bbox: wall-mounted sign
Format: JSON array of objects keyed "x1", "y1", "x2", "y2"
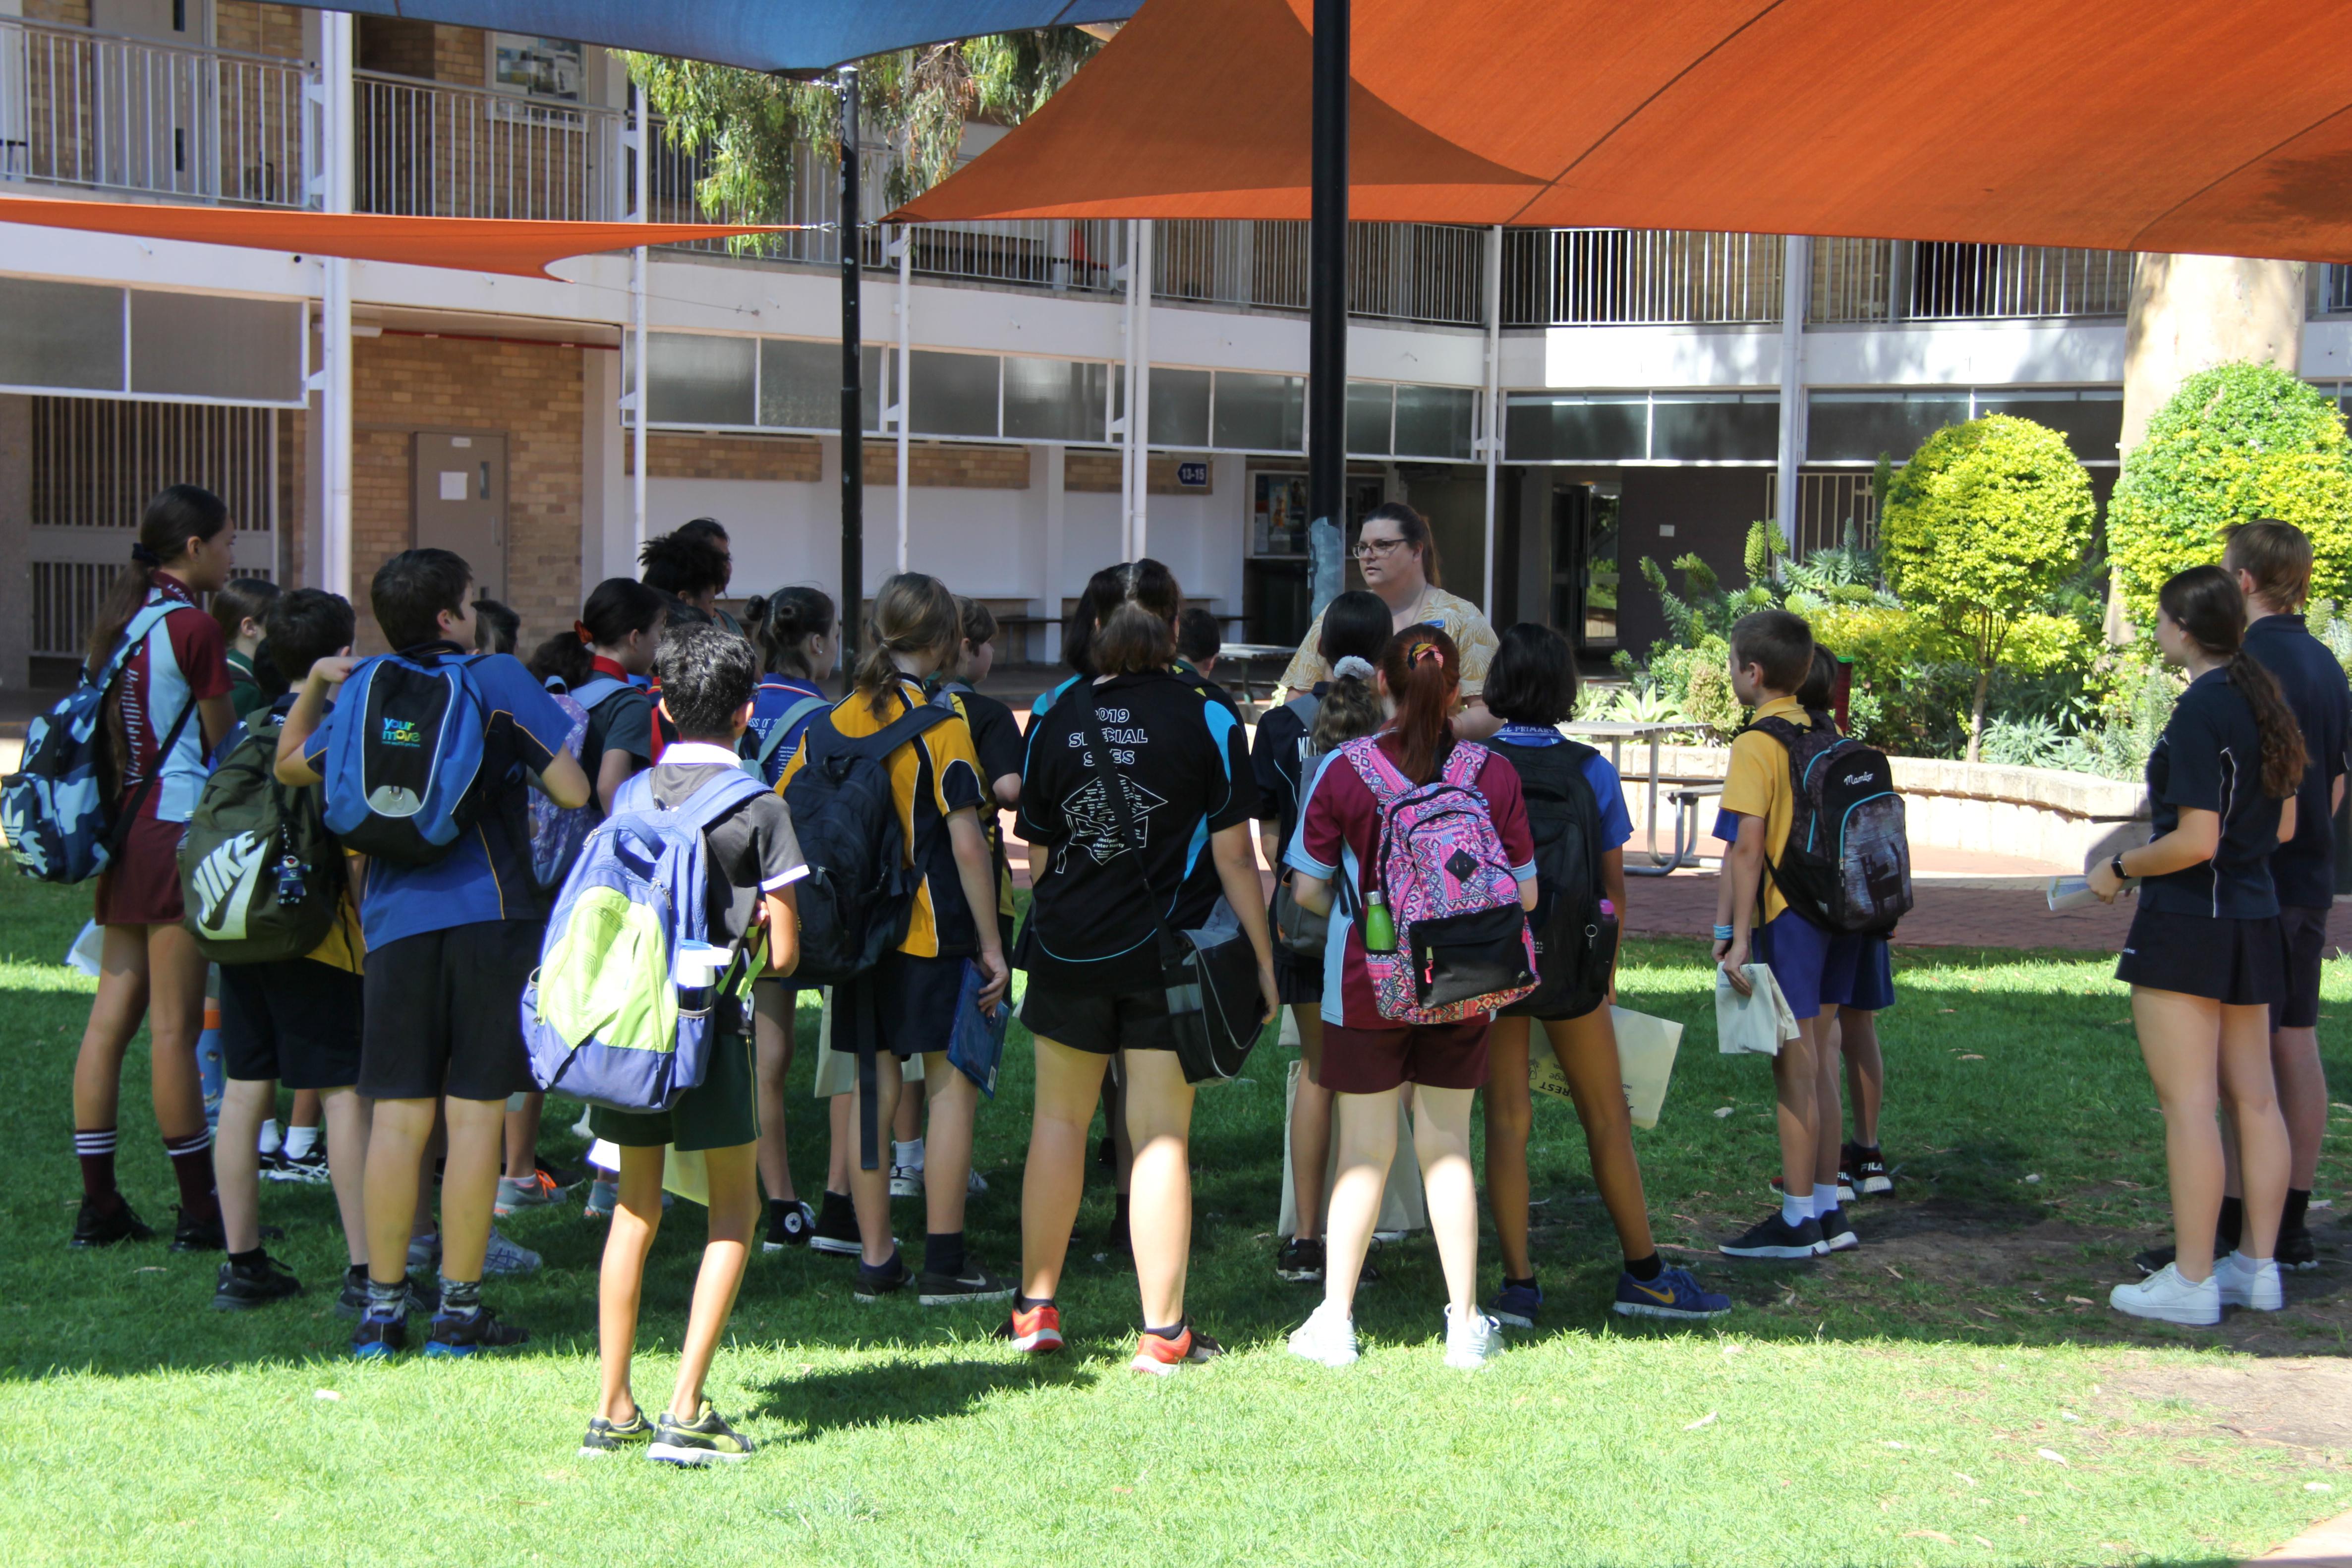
[{"x1": 1176, "y1": 460, "x2": 1209, "y2": 489}]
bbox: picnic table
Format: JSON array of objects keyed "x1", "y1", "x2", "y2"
[
  {"x1": 1216, "y1": 643, "x2": 1300, "y2": 703},
  {"x1": 1559, "y1": 720, "x2": 1715, "y2": 877}
]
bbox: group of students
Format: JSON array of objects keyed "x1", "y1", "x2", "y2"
[{"x1": 47, "y1": 480, "x2": 2336, "y2": 1462}]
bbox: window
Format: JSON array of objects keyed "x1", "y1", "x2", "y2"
[
  {"x1": 1345, "y1": 381, "x2": 1393, "y2": 456},
  {"x1": 1394, "y1": 385, "x2": 1477, "y2": 460},
  {"x1": 1970, "y1": 388, "x2": 2124, "y2": 465},
  {"x1": 755, "y1": 339, "x2": 885, "y2": 433},
  {"x1": 0, "y1": 278, "x2": 122, "y2": 393},
  {"x1": 1214, "y1": 372, "x2": 1306, "y2": 452},
  {"x1": 1505, "y1": 392, "x2": 1647, "y2": 462},
  {"x1": 1147, "y1": 368, "x2": 1211, "y2": 447},
  {"x1": 1004, "y1": 358, "x2": 1108, "y2": 442},
  {"x1": 131, "y1": 293, "x2": 302, "y2": 403},
  {"x1": 1806, "y1": 390, "x2": 1969, "y2": 463},
  {"x1": 647, "y1": 334, "x2": 755, "y2": 427},
  {"x1": 1649, "y1": 391, "x2": 1778, "y2": 462},
  {"x1": 909, "y1": 350, "x2": 1000, "y2": 439}
]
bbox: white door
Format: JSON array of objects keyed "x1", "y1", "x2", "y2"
[{"x1": 88, "y1": 0, "x2": 214, "y2": 197}]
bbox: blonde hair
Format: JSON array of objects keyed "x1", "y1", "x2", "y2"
[{"x1": 854, "y1": 572, "x2": 960, "y2": 716}]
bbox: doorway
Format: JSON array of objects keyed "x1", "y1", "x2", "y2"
[
  {"x1": 412, "y1": 432, "x2": 509, "y2": 603},
  {"x1": 1552, "y1": 480, "x2": 1621, "y2": 652}
]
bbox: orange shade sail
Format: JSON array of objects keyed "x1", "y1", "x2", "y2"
[
  {"x1": 894, "y1": 0, "x2": 2352, "y2": 264},
  {"x1": 0, "y1": 197, "x2": 802, "y2": 279}
]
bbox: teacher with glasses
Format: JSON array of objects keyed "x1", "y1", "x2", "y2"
[{"x1": 1276, "y1": 501, "x2": 1503, "y2": 739}]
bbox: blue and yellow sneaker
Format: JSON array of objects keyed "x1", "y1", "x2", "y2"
[
  {"x1": 580, "y1": 1411, "x2": 655, "y2": 1457},
  {"x1": 1485, "y1": 1279, "x2": 1542, "y2": 1329},
  {"x1": 1612, "y1": 1265, "x2": 1733, "y2": 1321},
  {"x1": 648, "y1": 1403, "x2": 756, "y2": 1465}
]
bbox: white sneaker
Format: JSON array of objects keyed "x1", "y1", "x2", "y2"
[
  {"x1": 967, "y1": 1168, "x2": 988, "y2": 1195},
  {"x1": 2110, "y1": 1263, "x2": 2221, "y2": 1326},
  {"x1": 2217, "y1": 1252, "x2": 2284, "y2": 1311},
  {"x1": 1443, "y1": 1303, "x2": 1503, "y2": 1370},
  {"x1": 1287, "y1": 1300, "x2": 1359, "y2": 1367},
  {"x1": 481, "y1": 1226, "x2": 542, "y2": 1277},
  {"x1": 889, "y1": 1164, "x2": 923, "y2": 1199}
]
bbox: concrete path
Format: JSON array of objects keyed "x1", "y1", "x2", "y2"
[{"x1": 2251, "y1": 1511, "x2": 2352, "y2": 1567}]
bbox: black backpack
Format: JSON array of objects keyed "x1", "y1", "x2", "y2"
[
  {"x1": 1509, "y1": 738, "x2": 1618, "y2": 1018},
  {"x1": 779, "y1": 689, "x2": 956, "y2": 987},
  {"x1": 1747, "y1": 711, "x2": 1912, "y2": 937},
  {"x1": 177, "y1": 706, "x2": 347, "y2": 964}
]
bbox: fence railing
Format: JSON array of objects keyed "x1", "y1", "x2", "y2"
[
  {"x1": 1500, "y1": 229, "x2": 1785, "y2": 326},
  {"x1": 0, "y1": 13, "x2": 308, "y2": 205},
  {"x1": 353, "y1": 69, "x2": 623, "y2": 221},
  {"x1": 1813, "y1": 239, "x2": 2134, "y2": 322}
]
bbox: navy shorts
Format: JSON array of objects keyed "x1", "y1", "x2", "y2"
[
  {"x1": 2116, "y1": 907, "x2": 2285, "y2": 1007},
  {"x1": 1843, "y1": 940, "x2": 1896, "y2": 1013},
  {"x1": 2274, "y1": 905, "x2": 2328, "y2": 1031},
  {"x1": 1751, "y1": 909, "x2": 1871, "y2": 1022},
  {"x1": 219, "y1": 958, "x2": 363, "y2": 1090}
]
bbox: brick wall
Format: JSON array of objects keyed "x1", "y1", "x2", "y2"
[
  {"x1": 861, "y1": 441, "x2": 1031, "y2": 490},
  {"x1": 331, "y1": 336, "x2": 583, "y2": 652},
  {"x1": 435, "y1": 25, "x2": 485, "y2": 87},
  {"x1": 214, "y1": 2, "x2": 306, "y2": 58},
  {"x1": 25, "y1": 1, "x2": 90, "y2": 25},
  {"x1": 625, "y1": 433, "x2": 820, "y2": 483},
  {"x1": 1064, "y1": 449, "x2": 1215, "y2": 496}
]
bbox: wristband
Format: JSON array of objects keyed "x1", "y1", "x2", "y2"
[
  {"x1": 2111, "y1": 853, "x2": 2128, "y2": 883},
  {"x1": 1712, "y1": 924, "x2": 1736, "y2": 941}
]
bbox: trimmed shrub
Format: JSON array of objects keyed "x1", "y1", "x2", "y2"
[{"x1": 2108, "y1": 361, "x2": 2352, "y2": 625}]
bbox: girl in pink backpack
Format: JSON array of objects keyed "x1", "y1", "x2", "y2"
[{"x1": 1283, "y1": 626, "x2": 1538, "y2": 1370}]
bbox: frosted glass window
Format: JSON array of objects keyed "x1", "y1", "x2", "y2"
[
  {"x1": 1971, "y1": 388, "x2": 2124, "y2": 464},
  {"x1": 0, "y1": 278, "x2": 124, "y2": 392},
  {"x1": 760, "y1": 339, "x2": 883, "y2": 433},
  {"x1": 1650, "y1": 391, "x2": 1779, "y2": 461},
  {"x1": 1147, "y1": 367, "x2": 1210, "y2": 447},
  {"x1": 647, "y1": 333, "x2": 755, "y2": 426},
  {"x1": 910, "y1": 350, "x2": 1000, "y2": 438},
  {"x1": 1346, "y1": 382, "x2": 1393, "y2": 456},
  {"x1": 1214, "y1": 372, "x2": 1305, "y2": 452},
  {"x1": 1004, "y1": 358, "x2": 1108, "y2": 442},
  {"x1": 131, "y1": 293, "x2": 302, "y2": 403},
  {"x1": 1807, "y1": 390, "x2": 1968, "y2": 462},
  {"x1": 1506, "y1": 392, "x2": 1646, "y2": 462},
  {"x1": 1394, "y1": 385, "x2": 1476, "y2": 459}
]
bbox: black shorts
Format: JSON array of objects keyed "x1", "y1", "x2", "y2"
[
  {"x1": 1021, "y1": 979, "x2": 1180, "y2": 1056},
  {"x1": 833, "y1": 949, "x2": 966, "y2": 1060},
  {"x1": 2116, "y1": 907, "x2": 2286, "y2": 1007},
  {"x1": 1274, "y1": 945, "x2": 1324, "y2": 1007},
  {"x1": 218, "y1": 958, "x2": 363, "y2": 1090},
  {"x1": 359, "y1": 919, "x2": 542, "y2": 1102},
  {"x1": 590, "y1": 1029, "x2": 757, "y2": 1153},
  {"x1": 2274, "y1": 904, "x2": 2330, "y2": 1031}
]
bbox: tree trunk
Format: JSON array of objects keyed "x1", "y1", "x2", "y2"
[{"x1": 1967, "y1": 659, "x2": 1991, "y2": 764}]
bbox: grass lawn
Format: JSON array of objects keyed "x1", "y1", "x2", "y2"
[{"x1": 0, "y1": 878, "x2": 2346, "y2": 1566}]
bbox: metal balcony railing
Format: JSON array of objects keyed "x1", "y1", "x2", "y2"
[
  {"x1": 1500, "y1": 229, "x2": 1786, "y2": 326},
  {"x1": 0, "y1": 13, "x2": 308, "y2": 205},
  {"x1": 1812, "y1": 239, "x2": 2134, "y2": 322},
  {"x1": 353, "y1": 69, "x2": 623, "y2": 221}
]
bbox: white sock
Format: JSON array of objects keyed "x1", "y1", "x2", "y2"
[
  {"x1": 1781, "y1": 1191, "x2": 1811, "y2": 1228},
  {"x1": 257, "y1": 1119, "x2": 283, "y2": 1156},
  {"x1": 1815, "y1": 1187, "x2": 1841, "y2": 1219},
  {"x1": 2230, "y1": 1249, "x2": 2271, "y2": 1270},
  {"x1": 284, "y1": 1125, "x2": 319, "y2": 1160},
  {"x1": 894, "y1": 1138, "x2": 924, "y2": 1170}
]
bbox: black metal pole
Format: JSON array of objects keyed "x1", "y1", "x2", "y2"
[
  {"x1": 1308, "y1": 0, "x2": 1348, "y2": 550},
  {"x1": 838, "y1": 65, "x2": 863, "y2": 697}
]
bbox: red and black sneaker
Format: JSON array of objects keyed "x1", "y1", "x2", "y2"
[
  {"x1": 1131, "y1": 1322, "x2": 1222, "y2": 1376},
  {"x1": 996, "y1": 1301, "x2": 1064, "y2": 1354}
]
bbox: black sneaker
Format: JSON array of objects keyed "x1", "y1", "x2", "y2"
[
  {"x1": 1847, "y1": 1143, "x2": 1894, "y2": 1197},
  {"x1": 1103, "y1": 1209, "x2": 1133, "y2": 1258},
  {"x1": 211, "y1": 1252, "x2": 304, "y2": 1311},
  {"x1": 580, "y1": 1411, "x2": 654, "y2": 1457},
  {"x1": 918, "y1": 1263, "x2": 1016, "y2": 1307},
  {"x1": 2281, "y1": 1223, "x2": 2319, "y2": 1273},
  {"x1": 1818, "y1": 1206, "x2": 1859, "y2": 1252},
  {"x1": 69, "y1": 1195, "x2": 154, "y2": 1248},
  {"x1": 763, "y1": 1199, "x2": 816, "y2": 1253},
  {"x1": 1276, "y1": 1236, "x2": 1325, "y2": 1283},
  {"x1": 352, "y1": 1303, "x2": 409, "y2": 1360},
  {"x1": 808, "y1": 1192, "x2": 861, "y2": 1257},
  {"x1": 424, "y1": 1305, "x2": 529, "y2": 1357},
  {"x1": 335, "y1": 1266, "x2": 371, "y2": 1319},
  {"x1": 267, "y1": 1147, "x2": 332, "y2": 1185},
  {"x1": 649, "y1": 1402, "x2": 755, "y2": 1465},
  {"x1": 1718, "y1": 1212, "x2": 1825, "y2": 1260},
  {"x1": 853, "y1": 1250, "x2": 911, "y2": 1302},
  {"x1": 170, "y1": 1206, "x2": 228, "y2": 1253}
]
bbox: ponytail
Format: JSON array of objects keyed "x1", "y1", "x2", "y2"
[
  {"x1": 2159, "y1": 564, "x2": 2308, "y2": 799},
  {"x1": 747, "y1": 584, "x2": 837, "y2": 678},
  {"x1": 1378, "y1": 625, "x2": 1462, "y2": 785},
  {"x1": 1310, "y1": 654, "x2": 1384, "y2": 753},
  {"x1": 857, "y1": 572, "x2": 960, "y2": 716},
  {"x1": 1086, "y1": 559, "x2": 1185, "y2": 677}
]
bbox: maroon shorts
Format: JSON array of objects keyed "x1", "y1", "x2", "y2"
[
  {"x1": 94, "y1": 812, "x2": 188, "y2": 927},
  {"x1": 1319, "y1": 1016, "x2": 1492, "y2": 1094}
]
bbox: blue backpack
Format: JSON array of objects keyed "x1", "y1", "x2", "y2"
[
  {"x1": 321, "y1": 649, "x2": 490, "y2": 866},
  {"x1": 2, "y1": 602, "x2": 196, "y2": 884},
  {"x1": 528, "y1": 675, "x2": 629, "y2": 891},
  {"x1": 521, "y1": 767, "x2": 768, "y2": 1113}
]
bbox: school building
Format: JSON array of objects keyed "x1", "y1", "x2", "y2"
[{"x1": 6, "y1": 3, "x2": 2352, "y2": 683}]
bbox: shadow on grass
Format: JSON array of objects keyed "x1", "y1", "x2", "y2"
[{"x1": 745, "y1": 1354, "x2": 1103, "y2": 1442}]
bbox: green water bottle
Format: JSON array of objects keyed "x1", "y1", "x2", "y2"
[{"x1": 1362, "y1": 888, "x2": 1397, "y2": 954}]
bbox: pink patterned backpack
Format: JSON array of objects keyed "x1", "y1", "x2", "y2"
[{"x1": 1341, "y1": 737, "x2": 1540, "y2": 1024}]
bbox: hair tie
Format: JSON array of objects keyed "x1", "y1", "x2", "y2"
[
  {"x1": 1332, "y1": 655, "x2": 1375, "y2": 681},
  {"x1": 129, "y1": 542, "x2": 161, "y2": 568},
  {"x1": 574, "y1": 620, "x2": 592, "y2": 644},
  {"x1": 1412, "y1": 642, "x2": 1445, "y2": 667}
]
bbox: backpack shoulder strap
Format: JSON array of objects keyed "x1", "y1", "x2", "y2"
[
  {"x1": 611, "y1": 769, "x2": 655, "y2": 817},
  {"x1": 844, "y1": 692, "x2": 954, "y2": 761},
  {"x1": 1285, "y1": 691, "x2": 1321, "y2": 728},
  {"x1": 1341, "y1": 736, "x2": 1409, "y2": 806},
  {"x1": 87, "y1": 601, "x2": 177, "y2": 690},
  {"x1": 567, "y1": 676, "x2": 628, "y2": 712},
  {"x1": 751, "y1": 695, "x2": 828, "y2": 769},
  {"x1": 670, "y1": 767, "x2": 769, "y2": 834},
  {"x1": 1441, "y1": 741, "x2": 1489, "y2": 788}
]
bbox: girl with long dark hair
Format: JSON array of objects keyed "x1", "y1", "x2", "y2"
[
  {"x1": 2091, "y1": 565, "x2": 2304, "y2": 1325},
  {"x1": 70, "y1": 484, "x2": 240, "y2": 1249}
]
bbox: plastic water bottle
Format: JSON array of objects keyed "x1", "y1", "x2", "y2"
[
  {"x1": 197, "y1": 991, "x2": 225, "y2": 1134},
  {"x1": 1595, "y1": 898, "x2": 1620, "y2": 972},
  {"x1": 1362, "y1": 888, "x2": 1398, "y2": 954}
]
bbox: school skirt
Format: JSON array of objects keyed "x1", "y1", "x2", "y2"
[{"x1": 2115, "y1": 907, "x2": 2287, "y2": 1007}]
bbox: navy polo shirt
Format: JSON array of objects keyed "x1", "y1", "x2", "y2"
[
  {"x1": 2241, "y1": 613, "x2": 2352, "y2": 910},
  {"x1": 2140, "y1": 667, "x2": 2284, "y2": 920}
]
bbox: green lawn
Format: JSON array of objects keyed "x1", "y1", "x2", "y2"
[{"x1": 0, "y1": 879, "x2": 2344, "y2": 1567}]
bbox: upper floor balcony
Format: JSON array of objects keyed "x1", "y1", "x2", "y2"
[{"x1": 6, "y1": 14, "x2": 2345, "y2": 333}]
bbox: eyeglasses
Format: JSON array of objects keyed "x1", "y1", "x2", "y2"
[{"x1": 1353, "y1": 536, "x2": 1409, "y2": 560}]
